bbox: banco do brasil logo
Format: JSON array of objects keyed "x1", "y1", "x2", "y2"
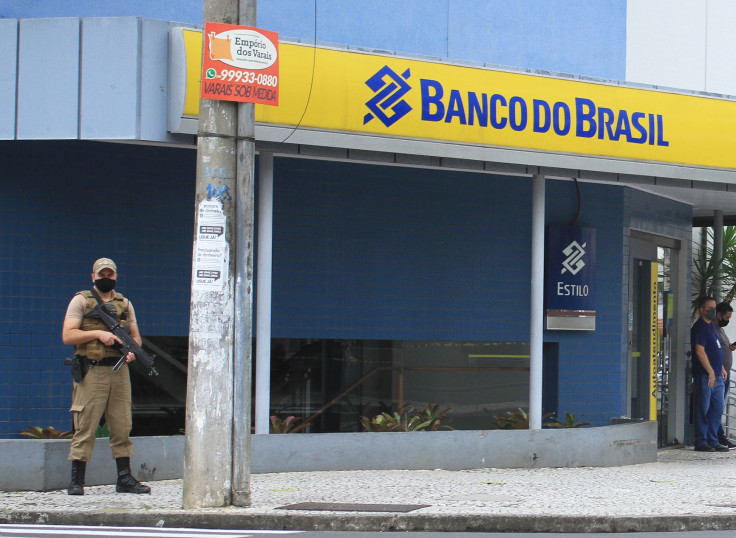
[
  {"x1": 364, "y1": 66, "x2": 412, "y2": 127},
  {"x1": 561, "y1": 240, "x2": 586, "y2": 275}
]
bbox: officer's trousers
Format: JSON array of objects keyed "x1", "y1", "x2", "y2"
[{"x1": 68, "y1": 362, "x2": 133, "y2": 462}]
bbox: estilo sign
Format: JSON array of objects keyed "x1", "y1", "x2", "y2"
[
  {"x1": 201, "y1": 22, "x2": 279, "y2": 105},
  {"x1": 545, "y1": 226, "x2": 596, "y2": 330}
]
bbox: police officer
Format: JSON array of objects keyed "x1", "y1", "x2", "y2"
[{"x1": 62, "y1": 258, "x2": 151, "y2": 495}]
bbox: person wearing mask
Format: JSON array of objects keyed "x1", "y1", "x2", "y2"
[
  {"x1": 715, "y1": 302, "x2": 736, "y2": 449},
  {"x1": 691, "y1": 296, "x2": 728, "y2": 452},
  {"x1": 62, "y1": 258, "x2": 151, "y2": 495}
]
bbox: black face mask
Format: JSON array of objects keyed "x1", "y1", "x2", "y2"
[
  {"x1": 720, "y1": 319, "x2": 730, "y2": 328},
  {"x1": 94, "y1": 277, "x2": 116, "y2": 293}
]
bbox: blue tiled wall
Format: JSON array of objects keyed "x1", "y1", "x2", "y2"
[
  {"x1": 0, "y1": 140, "x2": 194, "y2": 438},
  {"x1": 270, "y1": 159, "x2": 640, "y2": 426},
  {"x1": 271, "y1": 159, "x2": 535, "y2": 341},
  {"x1": 0, "y1": 144, "x2": 692, "y2": 437},
  {"x1": 628, "y1": 188, "x2": 692, "y2": 241},
  {"x1": 545, "y1": 180, "x2": 628, "y2": 426}
]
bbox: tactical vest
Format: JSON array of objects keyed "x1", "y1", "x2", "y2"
[{"x1": 74, "y1": 290, "x2": 130, "y2": 360}]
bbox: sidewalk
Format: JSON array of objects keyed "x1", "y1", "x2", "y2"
[{"x1": 2, "y1": 446, "x2": 736, "y2": 533}]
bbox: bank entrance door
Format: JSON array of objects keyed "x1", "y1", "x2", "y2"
[{"x1": 630, "y1": 233, "x2": 681, "y2": 446}]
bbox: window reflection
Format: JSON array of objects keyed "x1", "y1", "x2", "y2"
[{"x1": 269, "y1": 339, "x2": 538, "y2": 432}]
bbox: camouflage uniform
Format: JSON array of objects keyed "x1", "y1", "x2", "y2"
[{"x1": 68, "y1": 291, "x2": 133, "y2": 462}]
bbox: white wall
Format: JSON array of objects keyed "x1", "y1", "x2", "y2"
[
  {"x1": 627, "y1": 0, "x2": 736, "y2": 96},
  {"x1": 704, "y1": 1, "x2": 736, "y2": 95}
]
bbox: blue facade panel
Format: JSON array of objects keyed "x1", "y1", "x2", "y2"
[
  {"x1": 0, "y1": 19, "x2": 18, "y2": 140},
  {"x1": 314, "y1": 0, "x2": 450, "y2": 59},
  {"x1": 448, "y1": 0, "x2": 627, "y2": 80},
  {"x1": 0, "y1": 1, "x2": 202, "y2": 23},
  {"x1": 260, "y1": 0, "x2": 628, "y2": 80},
  {"x1": 3, "y1": 1, "x2": 627, "y2": 80},
  {"x1": 16, "y1": 18, "x2": 80, "y2": 139},
  {"x1": 80, "y1": 17, "x2": 140, "y2": 139}
]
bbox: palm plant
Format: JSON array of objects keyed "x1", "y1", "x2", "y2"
[
  {"x1": 692, "y1": 227, "x2": 729, "y2": 319},
  {"x1": 718, "y1": 226, "x2": 736, "y2": 304}
]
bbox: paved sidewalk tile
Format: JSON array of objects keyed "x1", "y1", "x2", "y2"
[{"x1": 2, "y1": 447, "x2": 736, "y2": 533}]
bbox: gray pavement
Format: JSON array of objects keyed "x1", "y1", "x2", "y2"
[{"x1": 3, "y1": 446, "x2": 736, "y2": 533}]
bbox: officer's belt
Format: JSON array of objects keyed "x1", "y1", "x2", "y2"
[{"x1": 79, "y1": 356, "x2": 121, "y2": 367}]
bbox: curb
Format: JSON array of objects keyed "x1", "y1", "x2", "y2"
[{"x1": 3, "y1": 510, "x2": 736, "y2": 533}]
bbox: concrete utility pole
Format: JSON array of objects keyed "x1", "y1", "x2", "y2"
[
  {"x1": 232, "y1": 0, "x2": 257, "y2": 507},
  {"x1": 183, "y1": 0, "x2": 255, "y2": 509}
]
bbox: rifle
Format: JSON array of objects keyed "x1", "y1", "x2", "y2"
[{"x1": 84, "y1": 290, "x2": 159, "y2": 377}]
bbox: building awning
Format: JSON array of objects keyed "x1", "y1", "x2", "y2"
[{"x1": 170, "y1": 27, "x2": 736, "y2": 187}]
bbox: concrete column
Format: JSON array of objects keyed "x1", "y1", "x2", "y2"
[
  {"x1": 671, "y1": 247, "x2": 687, "y2": 444},
  {"x1": 184, "y1": 65, "x2": 238, "y2": 508},
  {"x1": 529, "y1": 173, "x2": 545, "y2": 430},
  {"x1": 231, "y1": 20, "x2": 257, "y2": 505},
  {"x1": 255, "y1": 152, "x2": 274, "y2": 435},
  {"x1": 183, "y1": 0, "x2": 255, "y2": 509}
]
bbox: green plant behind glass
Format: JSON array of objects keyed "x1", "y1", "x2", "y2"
[{"x1": 361, "y1": 403, "x2": 453, "y2": 432}]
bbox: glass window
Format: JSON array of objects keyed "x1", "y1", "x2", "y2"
[{"x1": 269, "y1": 339, "x2": 535, "y2": 432}]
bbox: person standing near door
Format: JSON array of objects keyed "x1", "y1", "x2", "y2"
[
  {"x1": 691, "y1": 296, "x2": 728, "y2": 452},
  {"x1": 716, "y1": 301, "x2": 736, "y2": 449}
]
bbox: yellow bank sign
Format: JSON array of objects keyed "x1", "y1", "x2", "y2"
[{"x1": 171, "y1": 28, "x2": 736, "y2": 171}]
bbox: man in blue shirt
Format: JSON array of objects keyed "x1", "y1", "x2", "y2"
[{"x1": 691, "y1": 296, "x2": 728, "y2": 452}]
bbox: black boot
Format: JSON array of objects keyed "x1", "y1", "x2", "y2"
[
  {"x1": 115, "y1": 457, "x2": 151, "y2": 494},
  {"x1": 67, "y1": 460, "x2": 86, "y2": 496}
]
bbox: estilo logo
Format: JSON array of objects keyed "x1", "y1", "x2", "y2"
[
  {"x1": 561, "y1": 240, "x2": 586, "y2": 275},
  {"x1": 363, "y1": 66, "x2": 412, "y2": 127}
]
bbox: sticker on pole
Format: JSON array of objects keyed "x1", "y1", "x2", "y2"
[
  {"x1": 192, "y1": 199, "x2": 229, "y2": 292},
  {"x1": 201, "y1": 22, "x2": 279, "y2": 106}
]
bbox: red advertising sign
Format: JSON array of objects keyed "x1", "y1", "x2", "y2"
[{"x1": 201, "y1": 22, "x2": 279, "y2": 106}]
